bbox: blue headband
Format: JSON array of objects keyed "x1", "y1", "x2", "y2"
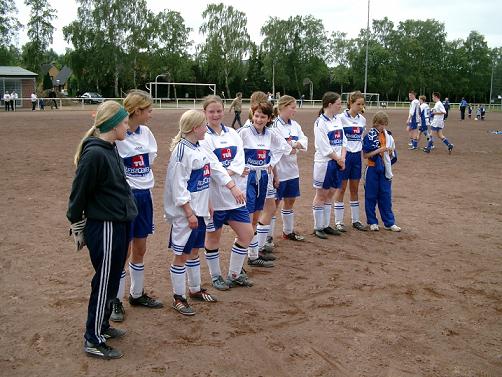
[{"x1": 98, "y1": 107, "x2": 128, "y2": 133}]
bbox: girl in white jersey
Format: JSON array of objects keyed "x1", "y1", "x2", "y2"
[
  {"x1": 164, "y1": 110, "x2": 227, "y2": 315},
  {"x1": 112, "y1": 90, "x2": 162, "y2": 323},
  {"x1": 418, "y1": 95, "x2": 434, "y2": 152},
  {"x1": 199, "y1": 95, "x2": 254, "y2": 290},
  {"x1": 334, "y1": 91, "x2": 367, "y2": 232},
  {"x1": 270, "y1": 95, "x2": 308, "y2": 241},
  {"x1": 312, "y1": 92, "x2": 347, "y2": 239},
  {"x1": 429, "y1": 92, "x2": 454, "y2": 154},
  {"x1": 240, "y1": 101, "x2": 292, "y2": 266}
]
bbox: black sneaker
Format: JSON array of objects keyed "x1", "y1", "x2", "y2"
[
  {"x1": 102, "y1": 327, "x2": 126, "y2": 340},
  {"x1": 352, "y1": 221, "x2": 367, "y2": 231},
  {"x1": 84, "y1": 340, "x2": 123, "y2": 359},
  {"x1": 248, "y1": 256, "x2": 274, "y2": 268},
  {"x1": 226, "y1": 272, "x2": 254, "y2": 287},
  {"x1": 110, "y1": 298, "x2": 125, "y2": 322},
  {"x1": 258, "y1": 250, "x2": 276, "y2": 261},
  {"x1": 313, "y1": 229, "x2": 328, "y2": 239},
  {"x1": 323, "y1": 226, "x2": 341, "y2": 236},
  {"x1": 422, "y1": 147, "x2": 431, "y2": 153},
  {"x1": 282, "y1": 232, "x2": 305, "y2": 241},
  {"x1": 172, "y1": 295, "x2": 195, "y2": 316},
  {"x1": 129, "y1": 292, "x2": 164, "y2": 308},
  {"x1": 448, "y1": 144, "x2": 454, "y2": 154}
]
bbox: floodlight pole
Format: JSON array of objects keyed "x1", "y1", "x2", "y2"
[
  {"x1": 364, "y1": 0, "x2": 370, "y2": 94},
  {"x1": 155, "y1": 73, "x2": 167, "y2": 104},
  {"x1": 489, "y1": 62, "x2": 494, "y2": 110}
]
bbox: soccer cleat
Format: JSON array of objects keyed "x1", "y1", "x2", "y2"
[
  {"x1": 110, "y1": 298, "x2": 125, "y2": 322},
  {"x1": 369, "y1": 224, "x2": 380, "y2": 231},
  {"x1": 189, "y1": 288, "x2": 217, "y2": 302},
  {"x1": 265, "y1": 236, "x2": 275, "y2": 248},
  {"x1": 84, "y1": 340, "x2": 123, "y2": 359},
  {"x1": 226, "y1": 272, "x2": 254, "y2": 287},
  {"x1": 248, "y1": 256, "x2": 274, "y2": 268},
  {"x1": 259, "y1": 250, "x2": 276, "y2": 261},
  {"x1": 282, "y1": 232, "x2": 305, "y2": 241},
  {"x1": 260, "y1": 243, "x2": 274, "y2": 253},
  {"x1": 422, "y1": 147, "x2": 431, "y2": 154},
  {"x1": 129, "y1": 292, "x2": 164, "y2": 308},
  {"x1": 335, "y1": 223, "x2": 347, "y2": 232},
  {"x1": 102, "y1": 327, "x2": 126, "y2": 340},
  {"x1": 313, "y1": 229, "x2": 328, "y2": 239},
  {"x1": 172, "y1": 295, "x2": 195, "y2": 316},
  {"x1": 212, "y1": 275, "x2": 230, "y2": 291},
  {"x1": 448, "y1": 144, "x2": 454, "y2": 154},
  {"x1": 384, "y1": 224, "x2": 402, "y2": 232},
  {"x1": 352, "y1": 221, "x2": 367, "y2": 231},
  {"x1": 408, "y1": 146, "x2": 418, "y2": 150},
  {"x1": 323, "y1": 226, "x2": 341, "y2": 236}
]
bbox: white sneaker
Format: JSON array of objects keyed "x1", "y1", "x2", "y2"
[
  {"x1": 384, "y1": 224, "x2": 401, "y2": 232},
  {"x1": 369, "y1": 224, "x2": 379, "y2": 231}
]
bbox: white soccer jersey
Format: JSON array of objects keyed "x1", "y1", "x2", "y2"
[
  {"x1": 164, "y1": 139, "x2": 211, "y2": 222},
  {"x1": 409, "y1": 99, "x2": 421, "y2": 123},
  {"x1": 239, "y1": 124, "x2": 292, "y2": 172},
  {"x1": 199, "y1": 124, "x2": 245, "y2": 211},
  {"x1": 431, "y1": 101, "x2": 446, "y2": 128},
  {"x1": 339, "y1": 109, "x2": 365, "y2": 153},
  {"x1": 420, "y1": 103, "x2": 431, "y2": 127},
  {"x1": 116, "y1": 125, "x2": 157, "y2": 190},
  {"x1": 314, "y1": 113, "x2": 347, "y2": 163},
  {"x1": 271, "y1": 116, "x2": 308, "y2": 182}
]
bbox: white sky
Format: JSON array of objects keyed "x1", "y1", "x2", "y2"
[{"x1": 13, "y1": 0, "x2": 502, "y2": 53}]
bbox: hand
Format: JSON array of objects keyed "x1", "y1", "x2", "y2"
[
  {"x1": 241, "y1": 167, "x2": 250, "y2": 177},
  {"x1": 187, "y1": 214, "x2": 198, "y2": 229},
  {"x1": 230, "y1": 186, "x2": 246, "y2": 205},
  {"x1": 290, "y1": 148, "x2": 298, "y2": 155},
  {"x1": 69, "y1": 218, "x2": 87, "y2": 251},
  {"x1": 273, "y1": 175, "x2": 280, "y2": 189},
  {"x1": 337, "y1": 159, "x2": 345, "y2": 170}
]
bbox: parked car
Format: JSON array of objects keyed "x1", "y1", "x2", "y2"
[{"x1": 80, "y1": 92, "x2": 104, "y2": 104}]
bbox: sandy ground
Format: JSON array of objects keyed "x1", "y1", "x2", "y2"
[{"x1": 0, "y1": 107, "x2": 501, "y2": 377}]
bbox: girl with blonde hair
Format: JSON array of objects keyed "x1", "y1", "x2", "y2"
[
  {"x1": 111, "y1": 90, "x2": 162, "y2": 322},
  {"x1": 67, "y1": 101, "x2": 137, "y2": 359}
]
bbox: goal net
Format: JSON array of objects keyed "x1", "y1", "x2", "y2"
[{"x1": 341, "y1": 92, "x2": 380, "y2": 109}]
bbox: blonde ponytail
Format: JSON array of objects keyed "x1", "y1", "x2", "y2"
[{"x1": 170, "y1": 110, "x2": 206, "y2": 151}]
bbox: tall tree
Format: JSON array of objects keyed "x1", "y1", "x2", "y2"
[
  {"x1": 199, "y1": 3, "x2": 250, "y2": 98},
  {"x1": 0, "y1": 0, "x2": 21, "y2": 47},
  {"x1": 22, "y1": 0, "x2": 56, "y2": 73}
]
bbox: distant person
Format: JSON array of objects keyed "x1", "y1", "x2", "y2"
[
  {"x1": 459, "y1": 97, "x2": 467, "y2": 120},
  {"x1": 49, "y1": 90, "x2": 58, "y2": 109},
  {"x1": 406, "y1": 90, "x2": 420, "y2": 150},
  {"x1": 39, "y1": 97, "x2": 45, "y2": 111},
  {"x1": 475, "y1": 105, "x2": 486, "y2": 121},
  {"x1": 299, "y1": 94, "x2": 305, "y2": 108},
  {"x1": 418, "y1": 95, "x2": 434, "y2": 152},
  {"x1": 10, "y1": 91, "x2": 17, "y2": 111},
  {"x1": 480, "y1": 105, "x2": 486, "y2": 120},
  {"x1": 31, "y1": 92, "x2": 37, "y2": 111},
  {"x1": 468, "y1": 104, "x2": 473, "y2": 118},
  {"x1": 3, "y1": 92, "x2": 10, "y2": 111},
  {"x1": 428, "y1": 92, "x2": 454, "y2": 154},
  {"x1": 229, "y1": 92, "x2": 243, "y2": 129},
  {"x1": 267, "y1": 92, "x2": 274, "y2": 105},
  {"x1": 443, "y1": 97, "x2": 450, "y2": 120}
]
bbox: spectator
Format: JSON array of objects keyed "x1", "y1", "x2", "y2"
[
  {"x1": 228, "y1": 92, "x2": 243, "y2": 129},
  {"x1": 31, "y1": 92, "x2": 37, "y2": 111},
  {"x1": 443, "y1": 97, "x2": 450, "y2": 120},
  {"x1": 459, "y1": 97, "x2": 467, "y2": 120},
  {"x1": 468, "y1": 104, "x2": 473, "y2": 118},
  {"x1": 3, "y1": 92, "x2": 10, "y2": 111},
  {"x1": 49, "y1": 89, "x2": 58, "y2": 109},
  {"x1": 10, "y1": 91, "x2": 17, "y2": 111}
]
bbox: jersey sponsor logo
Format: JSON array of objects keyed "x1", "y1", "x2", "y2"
[
  {"x1": 214, "y1": 146, "x2": 237, "y2": 167},
  {"x1": 328, "y1": 130, "x2": 343, "y2": 146},
  {"x1": 123, "y1": 153, "x2": 150, "y2": 177},
  {"x1": 245, "y1": 149, "x2": 271, "y2": 166},
  {"x1": 187, "y1": 163, "x2": 211, "y2": 192}
]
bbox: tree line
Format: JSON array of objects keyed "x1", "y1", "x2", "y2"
[{"x1": 1, "y1": 1, "x2": 501, "y2": 103}]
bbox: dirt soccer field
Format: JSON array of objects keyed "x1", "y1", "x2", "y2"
[{"x1": 0, "y1": 106, "x2": 501, "y2": 377}]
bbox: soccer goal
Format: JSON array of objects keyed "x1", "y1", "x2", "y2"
[
  {"x1": 145, "y1": 82, "x2": 216, "y2": 101},
  {"x1": 341, "y1": 92, "x2": 380, "y2": 109}
]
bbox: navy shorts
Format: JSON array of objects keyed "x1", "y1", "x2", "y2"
[
  {"x1": 408, "y1": 119, "x2": 418, "y2": 130},
  {"x1": 169, "y1": 216, "x2": 206, "y2": 255},
  {"x1": 246, "y1": 170, "x2": 268, "y2": 214},
  {"x1": 339, "y1": 152, "x2": 362, "y2": 181},
  {"x1": 130, "y1": 189, "x2": 154, "y2": 238},
  {"x1": 276, "y1": 177, "x2": 300, "y2": 200},
  {"x1": 313, "y1": 160, "x2": 341, "y2": 189},
  {"x1": 209, "y1": 206, "x2": 250, "y2": 231}
]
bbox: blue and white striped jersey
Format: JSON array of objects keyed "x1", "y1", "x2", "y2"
[
  {"x1": 314, "y1": 113, "x2": 347, "y2": 162},
  {"x1": 339, "y1": 110, "x2": 365, "y2": 153}
]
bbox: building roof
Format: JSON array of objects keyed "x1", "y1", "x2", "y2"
[
  {"x1": 54, "y1": 66, "x2": 72, "y2": 85},
  {"x1": 0, "y1": 66, "x2": 38, "y2": 77},
  {"x1": 41, "y1": 63, "x2": 56, "y2": 76}
]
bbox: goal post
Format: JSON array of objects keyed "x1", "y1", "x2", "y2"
[
  {"x1": 341, "y1": 92, "x2": 380, "y2": 109},
  {"x1": 145, "y1": 82, "x2": 216, "y2": 101}
]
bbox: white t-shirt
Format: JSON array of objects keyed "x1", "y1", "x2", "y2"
[
  {"x1": 339, "y1": 109, "x2": 365, "y2": 153},
  {"x1": 271, "y1": 116, "x2": 308, "y2": 182},
  {"x1": 431, "y1": 101, "x2": 446, "y2": 128},
  {"x1": 116, "y1": 125, "x2": 157, "y2": 190},
  {"x1": 314, "y1": 113, "x2": 347, "y2": 163}
]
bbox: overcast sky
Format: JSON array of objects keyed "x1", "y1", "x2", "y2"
[{"x1": 13, "y1": 0, "x2": 502, "y2": 53}]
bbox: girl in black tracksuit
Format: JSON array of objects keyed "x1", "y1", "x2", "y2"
[{"x1": 67, "y1": 101, "x2": 137, "y2": 359}]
